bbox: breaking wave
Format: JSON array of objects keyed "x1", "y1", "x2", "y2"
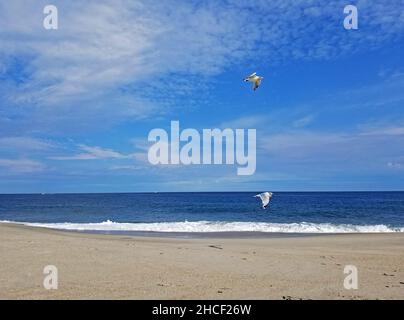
[{"x1": 2, "y1": 220, "x2": 404, "y2": 233}]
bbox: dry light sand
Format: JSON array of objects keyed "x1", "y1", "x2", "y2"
[{"x1": 0, "y1": 223, "x2": 403, "y2": 300}]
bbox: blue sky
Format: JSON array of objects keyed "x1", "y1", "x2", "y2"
[{"x1": 0, "y1": 0, "x2": 404, "y2": 193}]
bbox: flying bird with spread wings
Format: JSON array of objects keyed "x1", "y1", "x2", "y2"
[
  {"x1": 244, "y1": 72, "x2": 264, "y2": 91},
  {"x1": 254, "y1": 192, "x2": 273, "y2": 209}
]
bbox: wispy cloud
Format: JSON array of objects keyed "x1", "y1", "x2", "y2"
[
  {"x1": 0, "y1": 136, "x2": 54, "y2": 151},
  {"x1": 292, "y1": 115, "x2": 315, "y2": 128},
  {"x1": 50, "y1": 144, "x2": 133, "y2": 160},
  {"x1": 259, "y1": 123, "x2": 404, "y2": 172},
  {"x1": 360, "y1": 126, "x2": 404, "y2": 136},
  {"x1": 0, "y1": 158, "x2": 45, "y2": 173},
  {"x1": 109, "y1": 165, "x2": 143, "y2": 171},
  {"x1": 387, "y1": 161, "x2": 404, "y2": 169},
  {"x1": 1, "y1": 1, "x2": 403, "y2": 191},
  {"x1": 1, "y1": 0, "x2": 403, "y2": 133},
  {"x1": 219, "y1": 115, "x2": 269, "y2": 129}
]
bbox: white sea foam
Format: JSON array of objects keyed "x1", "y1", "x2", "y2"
[{"x1": 1, "y1": 220, "x2": 403, "y2": 233}]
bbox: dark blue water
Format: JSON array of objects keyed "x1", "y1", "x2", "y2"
[{"x1": 1, "y1": 192, "x2": 404, "y2": 232}]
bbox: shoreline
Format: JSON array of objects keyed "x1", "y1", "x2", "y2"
[
  {"x1": 0, "y1": 222, "x2": 341, "y2": 238},
  {"x1": 1, "y1": 222, "x2": 403, "y2": 299},
  {"x1": 2, "y1": 220, "x2": 403, "y2": 238}
]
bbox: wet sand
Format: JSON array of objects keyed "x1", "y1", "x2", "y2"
[{"x1": 0, "y1": 222, "x2": 403, "y2": 299}]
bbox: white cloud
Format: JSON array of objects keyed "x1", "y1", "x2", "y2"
[
  {"x1": 50, "y1": 144, "x2": 132, "y2": 160},
  {"x1": 0, "y1": 158, "x2": 45, "y2": 173},
  {"x1": 1, "y1": 0, "x2": 403, "y2": 131},
  {"x1": 292, "y1": 115, "x2": 315, "y2": 128},
  {"x1": 258, "y1": 123, "x2": 404, "y2": 171},
  {"x1": 1, "y1": 1, "x2": 259, "y2": 107},
  {"x1": 360, "y1": 126, "x2": 404, "y2": 136},
  {"x1": 387, "y1": 161, "x2": 404, "y2": 169},
  {"x1": 219, "y1": 115, "x2": 269, "y2": 129},
  {"x1": 109, "y1": 165, "x2": 143, "y2": 171},
  {"x1": 0, "y1": 136, "x2": 54, "y2": 151}
]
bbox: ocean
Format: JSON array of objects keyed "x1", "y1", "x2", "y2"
[{"x1": 1, "y1": 192, "x2": 404, "y2": 235}]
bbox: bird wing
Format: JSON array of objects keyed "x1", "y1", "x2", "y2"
[
  {"x1": 255, "y1": 192, "x2": 272, "y2": 207},
  {"x1": 261, "y1": 192, "x2": 270, "y2": 207},
  {"x1": 246, "y1": 72, "x2": 256, "y2": 79}
]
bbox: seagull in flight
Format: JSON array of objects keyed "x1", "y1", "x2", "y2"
[
  {"x1": 254, "y1": 192, "x2": 273, "y2": 209},
  {"x1": 244, "y1": 72, "x2": 264, "y2": 91}
]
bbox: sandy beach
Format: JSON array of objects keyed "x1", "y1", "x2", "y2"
[{"x1": 0, "y1": 222, "x2": 403, "y2": 300}]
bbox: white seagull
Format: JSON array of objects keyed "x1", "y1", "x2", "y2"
[
  {"x1": 244, "y1": 72, "x2": 264, "y2": 91},
  {"x1": 254, "y1": 192, "x2": 273, "y2": 209}
]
